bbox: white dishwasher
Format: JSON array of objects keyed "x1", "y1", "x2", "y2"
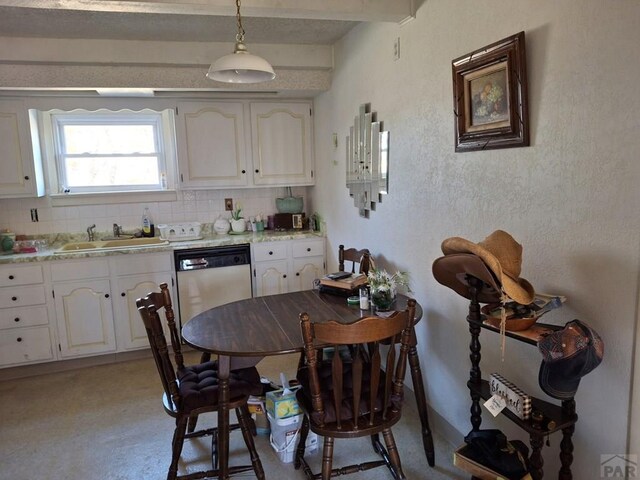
[{"x1": 174, "y1": 244, "x2": 252, "y2": 328}]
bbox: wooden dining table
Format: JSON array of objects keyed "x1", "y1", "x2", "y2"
[{"x1": 181, "y1": 289, "x2": 435, "y2": 478}]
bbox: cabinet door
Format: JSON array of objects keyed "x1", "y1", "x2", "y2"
[
  {"x1": 176, "y1": 101, "x2": 249, "y2": 188},
  {"x1": 250, "y1": 102, "x2": 314, "y2": 186},
  {"x1": 0, "y1": 100, "x2": 43, "y2": 198},
  {"x1": 290, "y1": 257, "x2": 324, "y2": 293},
  {"x1": 254, "y1": 261, "x2": 289, "y2": 297},
  {"x1": 114, "y1": 272, "x2": 174, "y2": 351},
  {"x1": 54, "y1": 279, "x2": 116, "y2": 358}
]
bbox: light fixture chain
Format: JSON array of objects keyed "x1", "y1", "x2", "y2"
[{"x1": 235, "y1": 0, "x2": 245, "y2": 43}]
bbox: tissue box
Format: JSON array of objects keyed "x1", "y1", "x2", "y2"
[{"x1": 266, "y1": 386, "x2": 302, "y2": 420}]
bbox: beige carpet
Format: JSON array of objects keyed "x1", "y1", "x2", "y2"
[{"x1": 0, "y1": 351, "x2": 465, "y2": 479}]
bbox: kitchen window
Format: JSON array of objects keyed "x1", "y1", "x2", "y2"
[{"x1": 39, "y1": 108, "x2": 177, "y2": 203}]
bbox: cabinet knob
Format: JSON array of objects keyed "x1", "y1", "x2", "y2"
[
  {"x1": 11, "y1": 296, "x2": 17, "y2": 301},
  {"x1": 268, "y1": 251, "x2": 273, "y2": 255},
  {"x1": 255, "y1": 169, "x2": 259, "y2": 173},
  {"x1": 14, "y1": 317, "x2": 20, "y2": 322},
  {"x1": 296, "y1": 272, "x2": 300, "y2": 276},
  {"x1": 105, "y1": 294, "x2": 110, "y2": 298},
  {"x1": 24, "y1": 176, "x2": 29, "y2": 180},
  {"x1": 16, "y1": 337, "x2": 22, "y2": 342},
  {"x1": 121, "y1": 292, "x2": 126, "y2": 297},
  {"x1": 307, "y1": 247, "x2": 311, "y2": 252},
  {"x1": 8, "y1": 275, "x2": 14, "y2": 280},
  {"x1": 241, "y1": 169, "x2": 246, "y2": 174},
  {"x1": 283, "y1": 274, "x2": 287, "y2": 278}
]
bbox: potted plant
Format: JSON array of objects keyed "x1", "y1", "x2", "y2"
[
  {"x1": 230, "y1": 205, "x2": 245, "y2": 233},
  {"x1": 367, "y1": 268, "x2": 410, "y2": 311}
]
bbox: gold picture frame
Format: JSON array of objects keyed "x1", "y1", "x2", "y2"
[{"x1": 452, "y1": 31, "x2": 529, "y2": 152}]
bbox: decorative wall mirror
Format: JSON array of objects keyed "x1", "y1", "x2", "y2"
[{"x1": 346, "y1": 103, "x2": 389, "y2": 217}]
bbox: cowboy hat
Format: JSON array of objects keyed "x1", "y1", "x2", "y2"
[
  {"x1": 432, "y1": 253, "x2": 503, "y2": 304},
  {"x1": 440, "y1": 230, "x2": 535, "y2": 305}
]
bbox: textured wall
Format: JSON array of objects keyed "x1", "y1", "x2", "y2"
[{"x1": 311, "y1": 0, "x2": 640, "y2": 476}]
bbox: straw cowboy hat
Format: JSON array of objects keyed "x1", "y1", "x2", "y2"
[{"x1": 439, "y1": 230, "x2": 535, "y2": 305}]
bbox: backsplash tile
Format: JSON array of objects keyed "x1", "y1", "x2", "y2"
[{"x1": 0, "y1": 186, "x2": 308, "y2": 237}]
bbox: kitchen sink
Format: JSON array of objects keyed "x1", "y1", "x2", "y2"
[{"x1": 55, "y1": 237, "x2": 168, "y2": 253}]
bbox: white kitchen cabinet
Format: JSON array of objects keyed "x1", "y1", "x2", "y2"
[
  {"x1": 53, "y1": 279, "x2": 115, "y2": 358},
  {"x1": 252, "y1": 238, "x2": 325, "y2": 297},
  {"x1": 250, "y1": 102, "x2": 314, "y2": 186},
  {"x1": 51, "y1": 259, "x2": 116, "y2": 358},
  {"x1": 175, "y1": 101, "x2": 250, "y2": 188},
  {"x1": 0, "y1": 99, "x2": 45, "y2": 198},
  {"x1": 0, "y1": 326, "x2": 53, "y2": 366},
  {"x1": 111, "y1": 252, "x2": 174, "y2": 351},
  {"x1": 254, "y1": 260, "x2": 290, "y2": 297},
  {"x1": 0, "y1": 263, "x2": 54, "y2": 367}
]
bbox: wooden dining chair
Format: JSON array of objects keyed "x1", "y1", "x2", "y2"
[
  {"x1": 295, "y1": 299, "x2": 417, "y2": 480},
  {"x1": 136, "y1": 283, "x2": 265, "y2": 480},
  {"x1": 338, "y1": 244, "x2": 372, "y2": 275}
]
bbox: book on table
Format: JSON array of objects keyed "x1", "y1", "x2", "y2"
[{"x1": 319, "y1": 273, "x2": 368, "y2": 290}]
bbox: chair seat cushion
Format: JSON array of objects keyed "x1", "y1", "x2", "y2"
[
  {"x1": 297, "y1": 361, "x2": 392, "y2": 425},
  {"x1": 177, "y1": 361, "x2": 262, "y2": 413}
]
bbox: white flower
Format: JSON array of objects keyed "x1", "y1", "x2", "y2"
[{"x1": 367, "y1": 268, "x2": 410, "y2": 292}]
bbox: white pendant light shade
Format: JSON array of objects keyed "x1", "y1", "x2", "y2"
[
  {"x1": 206, "y1": 42, "x2": 276, "y2": 84},
  {"x1": 206, "y1": 0, "x2": 276, "y2": 84}
]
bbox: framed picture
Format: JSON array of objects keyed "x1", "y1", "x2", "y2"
[{"x1": 452, "y1": 31, "x2": 529, "y2": 152}]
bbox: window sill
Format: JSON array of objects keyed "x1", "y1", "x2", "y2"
[{"x1": 50, "y1": 190, "x2": 178, "y2": 207}]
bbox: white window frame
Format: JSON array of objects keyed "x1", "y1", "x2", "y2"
[{"x1": 39, "y1": 108, "x2": 178, "y2": 204}]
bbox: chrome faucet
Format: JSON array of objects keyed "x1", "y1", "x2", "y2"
[
  {"x1": 113, "y1": 223, "x2": 123, "y2": 237},
  {"x1": 87, "y1": 224, "x2": 96, "y2": 242}
]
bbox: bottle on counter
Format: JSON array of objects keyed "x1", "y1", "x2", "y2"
[{"x1": 141, "y1": 207, "x2": 155, "y2": 237}]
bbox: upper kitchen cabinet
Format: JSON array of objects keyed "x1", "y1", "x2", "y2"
[
  {"x1": 175, "y1": 101, "x2": 250, "y2": 188},
  {"x1": 0, "y1": 100, "x2": 45, "y2": 198},
  {"x1": 250, "y1": 102, "x2": 314, "y2": 186}
]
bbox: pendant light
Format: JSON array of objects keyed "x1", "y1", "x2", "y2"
[{"x1": 206, "y1": 0, "x2": 276, "y2": 84}]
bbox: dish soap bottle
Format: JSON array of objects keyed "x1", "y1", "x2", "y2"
[{"x1": 141, "y1": 207, "x2": 154, "y2": 237}]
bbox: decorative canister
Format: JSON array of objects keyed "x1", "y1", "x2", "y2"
[{"x1": 213, "y1": 216, "x2": 231, "y2": 235}]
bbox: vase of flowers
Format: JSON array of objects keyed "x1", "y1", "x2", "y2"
[
  {"x1": 230, "y1": 206, "x2": 245, "y2": 233},
  {"x1": 367, "y1": 268, "x2": 410, "y2": 312}
]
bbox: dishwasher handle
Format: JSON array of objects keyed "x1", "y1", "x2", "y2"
[{"x1": 180, "y1": 258, "x2": 209, "y2": 271}]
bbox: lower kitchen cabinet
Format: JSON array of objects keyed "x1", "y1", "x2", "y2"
[
  {"x1": 111, "y1": 252, "x2": 174, "y2": 351},
  {"x1": 53, "y1": 278, "x2": 116, "y2": 358},
  {"x1": 0, "y1": 263, "x2": 55, "y2": 367},
  {"x1": 50, "y1": 253, "x2": 174, "y2": 357},
  {"x1": 252, "y1": 237, "x2": 325, "y2": 297},
  {"x1": 254, "y1": 259, "x2": 289, "y2": 296},
  {"x1": 0, "y1": 326, "x2": 53, "y2": 365}
]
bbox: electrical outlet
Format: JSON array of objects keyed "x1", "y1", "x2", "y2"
[
  {"x1": 394, "y1": 37, "x2": 400, "y2": 61},
  {"x1": 225, "y1": 198, "x2": 233, "y2": 211},
  {"x1": 30, "y1": 208, "x2": 39, "y2": 222}
]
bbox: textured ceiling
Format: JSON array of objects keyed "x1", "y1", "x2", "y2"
[{"x1": 0, "y1": 6, "x2": 358, "y2": 44}]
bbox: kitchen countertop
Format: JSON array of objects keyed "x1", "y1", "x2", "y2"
[{"x1": 0, "y1": 230, "x2": 325, "y2": 264}]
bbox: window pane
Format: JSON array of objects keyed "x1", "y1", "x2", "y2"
[
  {"x1": 65, "y1": 156, "x2": 160, "y2": 187},
  {"x1": 63, "y1": 124, "x2": 157, "y2": 154}
]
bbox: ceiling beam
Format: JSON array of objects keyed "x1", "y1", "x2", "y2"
[{"x1": 0, "y1": 0, "x2": 414, "y2": 22}]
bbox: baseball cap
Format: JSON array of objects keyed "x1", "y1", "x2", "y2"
[{"x1": 538, "y1": 319, "x2": 603, "y2": 399}]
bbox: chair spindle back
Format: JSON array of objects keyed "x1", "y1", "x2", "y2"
[
  {"x1": 136, "y1": 283, "x2": 183, "y2": 411},
  {"x1": 300, "y1": 299, "x2": 416, "y2": 430}
]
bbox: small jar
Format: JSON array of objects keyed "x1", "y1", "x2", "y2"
[{"x1": 359, "y1": 287, "x2": 370, "y2": 310}]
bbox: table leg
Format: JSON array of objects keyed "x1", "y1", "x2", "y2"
[
  {"x1": 408, "y1": 330, "x2": 435, "y2": 467},
  {"x1": 218, "y1": 354, "x2": 230, "y2": 480}
]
